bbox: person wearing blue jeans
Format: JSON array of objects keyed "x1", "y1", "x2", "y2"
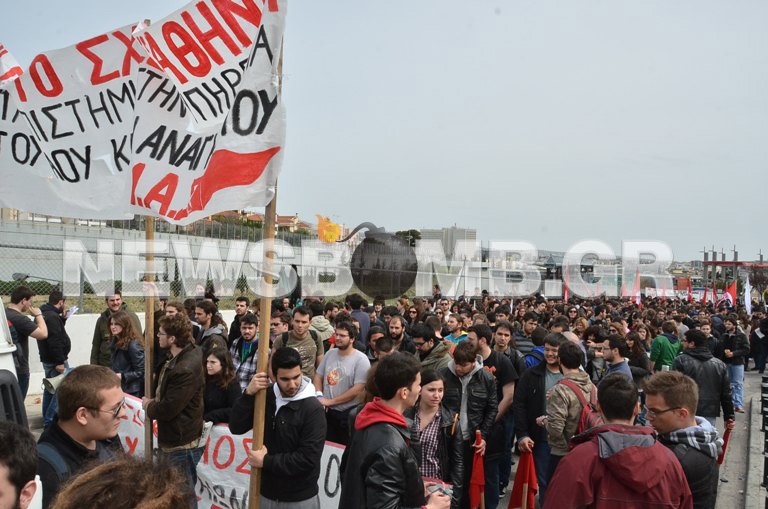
[
  {"x1": 39, "y1": 291, "x2": 73, "y2": 426},
  {"x1": 161, "y1": 447, "x2": 205, "y2": 491},
  {"x1": 42, "y1": 363, "x2": 72, "y2": 428},
  {"x1": 717, "y1": 317, "x2": 750, "y2": 413}
]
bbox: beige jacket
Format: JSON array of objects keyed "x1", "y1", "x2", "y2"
[{"x1": 545, "y1": 369, "x2": 593, "y2": 456}]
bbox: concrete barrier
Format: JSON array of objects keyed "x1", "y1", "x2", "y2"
[{"x1": 26, "y1": 309, "x2": 236, "y2": 395}]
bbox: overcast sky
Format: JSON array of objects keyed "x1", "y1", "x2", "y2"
[{"x1": 2, "y1": 0, "x2": 766, "y2": 262}]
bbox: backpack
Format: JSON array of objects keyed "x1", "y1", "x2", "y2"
[
  {"x1": 37, "y1": 442, "x2": 71, "y2": 484},
  {"x1": 524, "y1": 349, "x2": 544, "y2": 369},
  {"x1": 557, "y1": 379, "x2": 604, "y2": 436}
]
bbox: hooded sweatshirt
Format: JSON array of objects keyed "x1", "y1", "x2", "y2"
[
  {"x1": 354, "y1": 398, "x2": 408, "y2": 430},
  {"x1": 310, "y1": 315, "x2": 335, "y2": 342},
  {"x1": 545, "y1": 424, "x2": 693, "y2": 509},
  {"x1": 651, "y1": 333, "x2": 681, "y2": 371},
  {"x1": 447, "y1": 356, "x2": 484, "y2": 441},
  {"x1": 274, "y1": 375, "x2": 316, "y2": 415}
]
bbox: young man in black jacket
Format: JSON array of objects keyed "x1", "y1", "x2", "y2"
[
  {"x1": 340, "y1": 352, "x2": 449, "y2": 509},
  {"x1": 39, "y1": 290, "x2": 72, "y2": 428},
  {"x1": 645, "y1": 371, "x2": 722, "y2": 509},
  {"x1": 511, "y1": 334, "x2": 564, "y2": 506},
  {"x1": 37, "y1": 365, "x2": 124, "y2": 509},
  {"x1": 230, "y1": 347, "x2": 327, "y2": 508},
  {"x1": 440, "y1": 341, "x2": 498, "y2": 508},
  {"x1": 673, "y1": 329, "x2": 735, "y2": 428}
]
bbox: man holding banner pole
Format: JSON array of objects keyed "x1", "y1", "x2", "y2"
[{"x1": 230, "y1": 347, "x2": 326, "y2": 508}]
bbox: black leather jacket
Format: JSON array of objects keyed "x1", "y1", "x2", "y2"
[
  {"x1": 672, "y1": 347, "x2": 734, "y2": 419},
  {"x1": 404, "y1": 406, "x2": 464, "y2": 509},
  {"x1": 339, "y1": 418, "x2": 425, "y2": 509},
  {"x1": 660, "y1": 437, "x2": 719, "y2": 509},
  {"x1": 110, "y1": 339, "x2": 145, "y2": 397},
  {"x1": 512, "y1": 361, "x2": 547, "y2": 444},
  {"x1": 439, "y1": 362, "x2": 498, "y2": 444}
]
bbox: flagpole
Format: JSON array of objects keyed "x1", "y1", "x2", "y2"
[
  {"x1": 142, "y1": 18, "x2": 155, "y2": 461},
  {"x1": 248, "y1": 41, "x2": 283, "y2": 509},
  {"x1": 143, "y1": 215, "x2": 155, "y2": 459}
]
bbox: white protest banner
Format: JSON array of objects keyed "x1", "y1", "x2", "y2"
[
  {"x1": 119, "y1": 395, "x2": 344, "y2": 509},
  {"x1": 0, "y1": 24, "x2": 145, "y2": 218},
  {"x1": 1, "y1": 0, "x2": 286, "y2": 224},
  {"x1": 129, "y1": 0, "x2": 285, "y2": 224},
  {"x1": 0, "y1": 42, "x2": 23, "y2": 86},
  {"x1": 117, "y1": 395, "x2": 158, "y2": 456}
]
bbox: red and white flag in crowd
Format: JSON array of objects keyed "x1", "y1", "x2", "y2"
[
  {"x1": 724, "y1": 281, "x2": 737, "y2": 306},
  {"x1": 563, "y1": 266, "x2": 570, "y2": 303},
  {"x1": 0, "y1": 43, "x2": 23, "y2": 86},
  {"x1": 632, "y1": 268, "x2": 642, "y2": 306}
]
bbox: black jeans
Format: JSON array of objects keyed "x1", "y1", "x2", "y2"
[{"x1": 326, "y1": 408, "x2": 352, "y2": 445}]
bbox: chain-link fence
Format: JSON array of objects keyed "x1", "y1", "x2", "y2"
[{"x1": 0, "y1": 217, "x2": 430, "y2": 310}]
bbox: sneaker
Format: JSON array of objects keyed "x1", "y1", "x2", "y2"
[
  {"x1": 499, "y1": 483, "x2": 507, "y2": 496},
  {"x1": 735, "y1": 407, "x2": 745, "y2": 413}
]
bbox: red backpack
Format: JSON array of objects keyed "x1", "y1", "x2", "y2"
[{"x1": 557, "y1": 379, "x2": 604, "y2": 436}]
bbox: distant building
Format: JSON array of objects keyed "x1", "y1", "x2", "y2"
[{"x1": 420, "y1": 226, "x2": 478, "y2": 259}]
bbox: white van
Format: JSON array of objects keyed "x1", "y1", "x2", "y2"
[{"x1": 0, "y1": 306, "x2": 18, "y2": 377}]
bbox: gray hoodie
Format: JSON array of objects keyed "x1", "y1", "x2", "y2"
[
  {"x1": 310, "y1": 315, "x2": 334, "y2": 342},
  {"x1": 447, "y1": 355, "x2": 484, "y2": 440}
]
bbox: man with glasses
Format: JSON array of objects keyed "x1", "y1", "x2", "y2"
[
  {"x1": 37, "y1": 365, "x2": 124, "y2": 508},
  {"x1": 412, "y1": 324, "x2": 451, "y2": 371},
  {"x1": 270, "y1": 311, "x2": 291, "y2": 345},
  {"x1": 644, "y1": 371, "x2": 723, "y2": 509},
  {"x1": 143, "y1": 313, "x2": 205, "y2": 492}
]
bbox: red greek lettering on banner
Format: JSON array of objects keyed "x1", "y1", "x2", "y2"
[
  {"x1": 212, "y1": 434, "x2": 236, "y2": 470},
  {"x1": 28, "y1": 54, "x2": 63, "y2": 98}
]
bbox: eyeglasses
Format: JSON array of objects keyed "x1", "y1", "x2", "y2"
[
  {"x1": 646, "y1": 407, "x2": 680, "y2": 418},
  {"x1": 91, "y1": 399, "x2": 126, "y2": 420},
  {"x1": 409, "y1": 310, "x2": 418, "y2": 314}
]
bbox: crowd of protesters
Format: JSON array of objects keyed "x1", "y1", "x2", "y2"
[{"x1": 3, "y1": 282, "x2": 766, "y2": 508}]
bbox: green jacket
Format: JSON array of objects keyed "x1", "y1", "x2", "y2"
[
  {"x1": 650, "y1": 333, "x2": 681, "y2": 371},
  {"x1": 90, "y1": 305, "x2": 142, "y2": 366}
]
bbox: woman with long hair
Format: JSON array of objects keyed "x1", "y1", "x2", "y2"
[
  {"x1": 572, "y1": 317, "x2": 589, "y2": 340},
  {"x1": 109, "y1": 311, "x2": 145, "y2": 397},
  {"x1": 203, "y1": 347, "x2": 241, "y2": 423},
  {"x1": 632, "y1": 322, "x2": 652, "y2": 351},
  {"x1": 406, "y1": 306, "x2": 420, "y2": 326},
  {"x1": 404, "y1": 370, "x2": 463, "y2": 508},
  {"x1": 625, "y1": 331, "x2": 651, "y2": 385}
]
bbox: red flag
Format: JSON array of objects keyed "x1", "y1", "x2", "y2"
[
  {"x1": 717, "y1": 428, "x2": 732, "y2": 465},
  {"x1": 508, "y1": 451, "x2": 538, "y2": 509},
  {"x1": 725, "y1": 282, "x2": 737, "y2": 306},
  {"x1": 661, "y1": 279, "x2": 668, "y2": 301},
  {"x1": 620, "y1": 279, "x2": 628, "y2": 298},
  {"x1": 632, "y1": 268, "x2": 642, "y2": 307},
  {"x1": 469, "y1": 430, "x2": 485, "y2": 509},
  {"x1": 563, "y1": 267, "x2": 569, "y2": 304},
  {"x1": 711, "y1": 282, "x2": 717, "y2": 304},
  {"x1": 687, "y1": 280, "x2": 693, "y2": 303}
]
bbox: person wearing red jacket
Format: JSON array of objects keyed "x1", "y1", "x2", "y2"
[{"x1": 544, "y1": 374, "x2": 693, "y2": 509}]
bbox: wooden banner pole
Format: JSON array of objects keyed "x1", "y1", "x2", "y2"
[
  {"x1": 142, "y1": 18, "x2": 155, "y2": 461},
  {"x1": 248, "y1": 39, "x2": 284, "y2": 509},
  {"x1": 143, "y1": 215, "x2": 155, "y2": 459}
]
